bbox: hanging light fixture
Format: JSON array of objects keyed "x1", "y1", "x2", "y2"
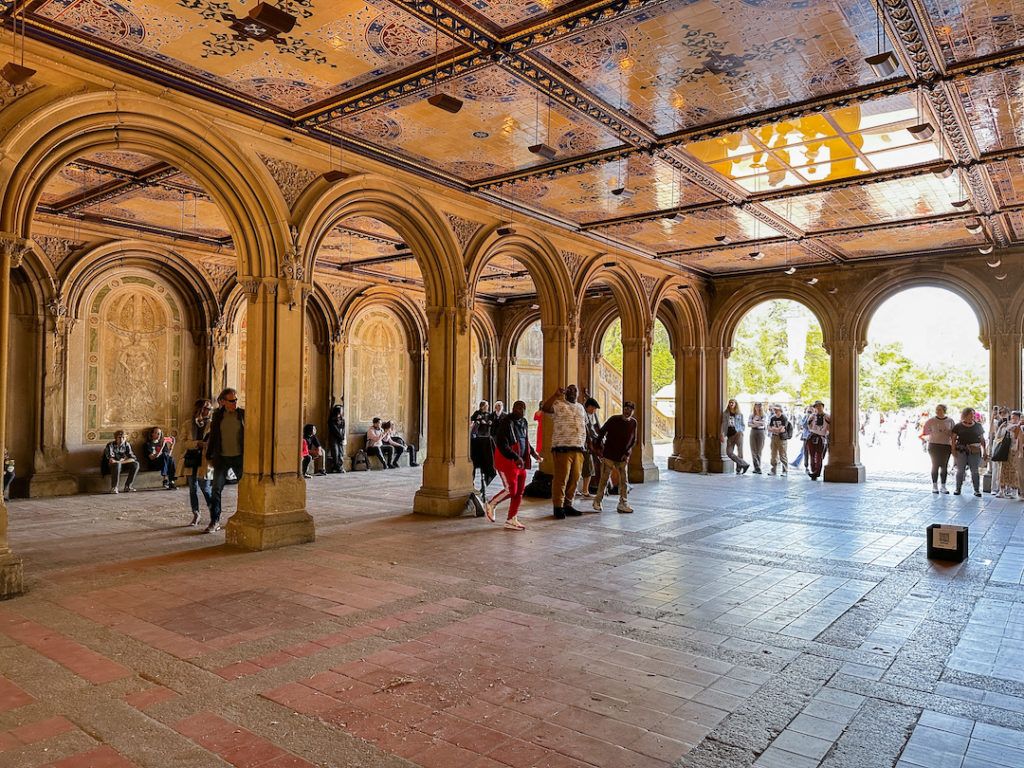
[
  {"x1": 749, "y1": 250, "x2": 764, "y2": 261},
  {"x1": 425, "y1": 7, "x2": 463, "y2": 113},
  {"x1": 965, "y1": 218, "x2": 983, "y2": 234},
  {"x1": 865, "y1": 0, "x2": 898, "y2": 78},
  {"x1": 785, "y1": 266, "x2": 797, "y2": 274},
  {"x1": 806, "y1": 277, "x2": 819, "y2": 285},
  {"x1": 979, "y1": 244, "x2": 994, "y2": 255},
  {"x1": 951, "y1": 168, "x2": 970, "y2": 208},
  {"x1": 714, "y1": 234, "x2": 731, "y2": 244},
  {"x1": 322, "y1": 123, "x2": 350, "y2": 183},
  {"x1": 986, "y1": 258, "x2": 1001, "y2": 268},
  {"x1": 528, "y1": 86, "x2": 557, "y2": 161},
  {"x1": 2, "y1": 0, "x2": 35, "y2": 86},
  {"x1": 907, "y1": 87, "x2": 935, "y2": 140}
]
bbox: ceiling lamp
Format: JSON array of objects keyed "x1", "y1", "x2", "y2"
[
  {"x1": 322, "y1": 170, "x2": 349, "y2": 183},
  {"x1": 995, "y1": 273, "x2": 1008, "y2": 281},
  {"x1": 951, "y1": 199, "x2": 970, "y2": 209},
  {"x1": 496, "y1": 297, "x2": 507, "y2": 304},
  {"x1": 528, "y1": 86, "x2": 557, "y2": 161},
  {"x1": 931, "y1": 162, "x2": 954, "y2": 179},
  {"x1": 979, "y1": 244, "x2": 994, "y2": 255},
  {"x1": 2, "y1": 0, "x2": 35, "y2": 86},
  {"x1": 662, "y1": 211, "x2": 683, "y2": 222},
  {"x1": 714, "y1": 234, "x2": 731, "y2": 245},
  {"x1": 785, "y1": 266, "x2": 796, "y2": 274},
  {"x1": 749, "y1": 251, "x2": 765, "y2": 261},
  {"x1": 611, "y1": 185, "x2": 634, "y2": 199},
  {"x1": 323, "y1": 121, "x2": 350, "y2": 183},
  {"x1": 245, "y1": 2, "x2": 297, "y2": 37},
  {"x1": 828, "y1": 287, "x2": 839, "y2": 294},
  {"x1": 806, "y1": 277, "x2": 819, "y2": 285},
  {"x1": 865, "y1": 1, "x2": 898, "y2": 77},
  {"x1": 965, "y1": 218, "x2": 983, "y2": 234},
  {"x1": 528, "y1": 143, "x2": 557, "y2": 161},
  {"x1": 496, "y1": 225, "x2": 514, "y2": 236},
  {"x1": 394, "y1": 243, "x2": 408, "y2": 251},
  {"x1": 986, "y1": 259, "x2": 1001, "y2": 268},
  {"x1": 425, "y1": 8, "x2": 463, "y2": 114}
]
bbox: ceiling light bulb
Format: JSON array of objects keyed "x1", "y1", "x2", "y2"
[
  {"x1": 865, "y1": 51, "x2": 898, "y2": 78},
  {"x1": 785, "y1": 266, "x2": 796, "y2": 274}
]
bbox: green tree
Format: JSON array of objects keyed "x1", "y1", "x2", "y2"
[
  {"x1": 799, "y1": 324, "x2": 830, "y2": 404},
  {"x1": 651, "y1": 320, "x2": 674, "y2": 393}
]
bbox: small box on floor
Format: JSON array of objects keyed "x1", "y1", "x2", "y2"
[{"x1": 927, "y1": 524, "x2": 968, "y2": 562}]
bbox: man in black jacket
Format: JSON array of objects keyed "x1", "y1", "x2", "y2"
[{"x1": 205, "y1": 388, "x2": 244, "y2": 533}]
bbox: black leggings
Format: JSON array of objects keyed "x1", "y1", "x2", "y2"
[{"x1": 928, "y1": 443, "x2": 952, "y2": 484}]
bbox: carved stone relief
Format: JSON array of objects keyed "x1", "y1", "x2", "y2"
[
  {"x1": 199, "y1": 259, "x2": 236, "y2": 293},
  {"x1": 443, "y1": 212, "x2": 482, "y2": 253},
  {"x1": 348, "y1": 307, "x2": 409, "y2": 434},
  {"x1": 560, "y1": 250, "x2": 583, "y2": 277},
  {"x1": 85, "y1": 275, "x2": 182, "y2": 443},
  {"x1": 257, "y1": 153, "x2": 319, "y2": 209},
  {"x1": 35, "y1": 236, "x2": 82, "y2": 270}
]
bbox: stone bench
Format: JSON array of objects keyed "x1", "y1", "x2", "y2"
[{"x1": 80, "y1": 469, "x2": 173, "y2": 495}]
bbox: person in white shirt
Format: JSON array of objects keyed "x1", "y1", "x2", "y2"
[
  {"x1": 806, "y1": 400, "x2": 830, "y2": 481},
  {"x1": 365, "y1": 417, "x2": 393, "y2": 469},
  {"x1": 541, "y1": 384, "x2": 588, "y2": 519},
  {"x1": 748, "y1": 402, "x2": 767, "y2": 474},
  {"x1": 920, "y1": 404, "x2": 955, "y2": 494}
]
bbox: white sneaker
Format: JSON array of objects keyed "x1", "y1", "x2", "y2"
[
  {"x1": 995, "y1": 491, "x2": 1006, "y2": 499},
  {"x1": 592, "y1": 499, "x2": 603, "y2": 512},
  {"x1": 932, "y1": 483, "x2": 939, "y2": 494},
  {"x1": 617, "y1": 501, "x2": 633, "y2": 514},
  {"x1": 941, "y1": 485, "x2": 950, "y2": 494},
  {"x1": 504, "y1": 517, "x2": 525, "y2": 530},
  {"x1": 109, "y1": 487, "x2": 119, "y2": 494}
]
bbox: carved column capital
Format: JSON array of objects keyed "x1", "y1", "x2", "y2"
[{"x1": 0, "y1": 235, "x2": 32, "y2": 268}]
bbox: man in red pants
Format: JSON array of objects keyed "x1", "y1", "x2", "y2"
[{"x1": 486, "y1": 400, "x2": 541, "y2": 530}]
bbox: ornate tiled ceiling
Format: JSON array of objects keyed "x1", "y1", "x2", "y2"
[{"x1": 22, "y1": 0, "x2": 1024, "y2": 274}]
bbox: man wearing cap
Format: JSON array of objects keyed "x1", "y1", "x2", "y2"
[
  {"x1": 578, "y1": 397, "x2": 602, "y2": 500},
  {"x1": 767, "y1": 404, "x2": 791, "y2": 475},
  {"x1": 807, "y1": 400, "x2": 831, "y2": 480},
  {"x1": 592, "y1": 401, "x2": 637, "y2": 513}
]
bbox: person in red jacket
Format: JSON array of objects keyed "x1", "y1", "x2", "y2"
[
  {"x1": 592, "y1": 401, "x2": 637, "y2": 513},
  {"x1": 486, "y1": 400, "x2": 541, "y2": 530}
]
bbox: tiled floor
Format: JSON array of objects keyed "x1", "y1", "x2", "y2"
[{"x1": 2, "y1": 466, "x2": 1024, "y2": 767}]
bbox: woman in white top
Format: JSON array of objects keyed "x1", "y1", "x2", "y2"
[
  {"x1": 920, "y1": 404, "x2": 955, "y2": 494},
  {"x1": 748, "y1": 402, "x2": 767, "y2": 475}
]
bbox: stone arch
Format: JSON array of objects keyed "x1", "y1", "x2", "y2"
[
  {"x1": 576, "y1": 256, "x2": 648, "y2": 340},
  {"x1": 652, "y1": 277, "x2": 708, "y2": 350},
  {"x1": 465, "y1": 227, "x2": 573, "y2": 329},
  {"x1": 0, "y1": 91, "x2": 289, "y2": 279},
  {"x1": 471, "y1": 309, "x2": 497, "y2": 362},
  {"x1": 340, "y1": 286, "x2": 427, "y2": 352},
  {"x1": 850, "y1": 266, "x2": 997, "y2": 351},
  {"x1": 580, "y1": 298, "x2": 621, "y2": 362},
  {"x1": 293, "y1": 175, "x2": 464, "y2": 309},
  {"x1": 711, "y1": 280, "x2": 837, "y2": 354},
  {"x1": 501, "y1": 307, "x2": 543, "y2": 364},
  {"x1": 302, "y1": 289, "x2": 335, "y2": 432}
]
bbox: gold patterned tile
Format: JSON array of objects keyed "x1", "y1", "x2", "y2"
[
  {"x1": 476, "y1": 252, "x2": 537, "y2": 297},
  {"x1": 823, "y1": 219, "x2": 985, "y2": 258},
  {"x1": 503, "y1": 154, "x2": 719, "y2": 224},
  {"x1": 33, "y1": 0, "x2": 460, "y2": 113},
  {"x1": 1001, "y1": 210, "x2": 1024, "y2": 241},
  {"x1": 669, "y1": 241, "x2": 823, "y2": 274},
  {"x1": 984, "y1": 159, "x2": 1024, "y2": 206},
  {"x1": 533, "y1": 0, "x2": 883, "y2": 134},
  {"x1": 761, "y1": 173, "x2": 969, "y2": 232},
  {"x1": 339, "y1": 65, "x2": 622, "y2": 180},
  {"x1": 447, "y1": 0, "x2": 581, "y2": 32},
  {"x1": 923, "y1": 0, "x2": 1024, "y2": 64},
  {"x1": 685, "y1": 93, "x2": 941, "y2": 193},
  {"x1": 596, "y1": 206, "x2": 781, "y2": 252},
  {"x1": 956, "y1": 68, "x2": 1024, "y2": 152}
]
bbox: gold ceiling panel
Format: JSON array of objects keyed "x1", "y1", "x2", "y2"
[
  {"x1": 34, "y1": 0, "x2": 459, "y2": 113},
  {"x1": 477, "y1": 251, "x2": 537, "y2": 297},
  {"x1": 534, "y1": 0, "x2": 880, "y2": 134},
  {"x1": 984, "y1": 158, "x2": 1024, "y2": 206},
  {"x1": 339, "y1": 65, "x2": 622, "y2": 181},
  {"x1": 503, "y1": 154, "x2": 718, "y2": 224},
  {"x1": 923, "y1": 0, "x2": 1024, "y2": 64},
  {"x1": 597, "y1": 206, "x2": 781, "y2": 252},
  {"x1": 686, "y1": 93, "x2": 942, "y2": 193},
  {"x1": 823, "y1": 219, "x2": 985, "y2": 258},
  {"x1": 39, "y1": 165, "x2": 120, "y2": 205},
  {"x1": 761, "y1": 173, "x2": 968, "y2": 232},
  {"x1": 672, "y1": 241, "x2": 823, "y2": 274},
  {"x1": 955, "y1": 68, "x2": 1024, "y2": 153},
  {"x1": 447, "y1": 0, "x2": 582, "y2": 32},
  {"x1": 1002, "y1": 210, "x2": 1024, "y2": 241}
]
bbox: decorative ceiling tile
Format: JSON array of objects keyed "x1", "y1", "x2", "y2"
[
  {"x1": 597, "y1": 205, "x2": 781, "y2": 252},
  {"x1": 983, "y1": 159, "x2": 1024, "y2": 206},
  {"x1": 669, "y1": 240, "x2": 822, "y2": 273},
  {"x1": 955, "y1": 68, "x2": 1024, "y2": 153},
  {"x1": 533, "y1": 0, "x2": 881, "y2": 135},
  {"x1": 1002, "y1": 210, "x2": 1024, "y2": 241},
  {"x1": 922, "y1": 0, "x2": 1024, "y2": 65},
  {"x1": 338, "y1": 65, "x2": 622, "y2": 181},
  {"x1": 823, "y1": 219, "x2": 985, "y2": 258},
  {"x1": 447, "y1": 0, "x2": 581, "y2": 31},
  {"x1": 34, "y1": 0, "x2": 460, "y2": 113},
  {"x1": 760, "y1": 173, "x2": 968, "y2": 233},
  {"x1": 503, "y1": 154, "x2": 719, "y2": 224}
]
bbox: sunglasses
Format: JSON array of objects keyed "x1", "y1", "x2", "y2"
[{"x1": 225, "y1": 398, "x2": 238, "y2": 403}]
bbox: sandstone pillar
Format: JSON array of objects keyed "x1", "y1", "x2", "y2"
[
  {"x1": 704, "y1": 346, "x2": 732, "y2": 473},
  {"x1": 28, "y1": 297, "x2": 78, "y2": 496},
  {"x1": 225, "y1": 276, "x2": 315, "y2": 549},
  {"x1": 577, "y1": 351, "x2": 597, "y2": 396},
  {"x1": 623, "y1": 334, "x2": 659, "y2": 483},
  {"x1": 0, "y1": 238, "x2": 27, "y2": 597},
  {"x1": 481, "y1": 354, "x2": 496, "y2": 405},
  {"x1": 824, "y1": 338, "x2": 865, "y2": 483},
  {"x1": 990, "y1": 325, "x2": 1023, "y2": 411},
  {"x1": 494, "y1": 353, "x2": 510, "y2": 405},
  {"x1": 669, "y1": 346, "x2": 706, "y2": 473}
]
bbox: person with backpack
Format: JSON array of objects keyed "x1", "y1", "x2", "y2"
[
  {"x1": 806, "y1": 400, "x2": 831, "y2": 481},
  {"x1": 767, "y1": 404, "x2": 791, "y2": 475}
]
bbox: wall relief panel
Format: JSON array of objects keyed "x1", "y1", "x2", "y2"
[{"x1": 348, "y1": 307, "x2": 408, "y2": 434}]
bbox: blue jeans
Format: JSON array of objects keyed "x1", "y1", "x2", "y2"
[
  {"x1": 210, "y1": 455, "x2": 243, "y2": 525},
  {"x1": 154, "y1": 453, "x2": 177, "y2": 479},
  {"x1": 188, "y1": 468, "x2": 212, "y2": 514}
]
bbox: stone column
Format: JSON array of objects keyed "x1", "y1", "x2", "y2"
[
  {"x1": 0, "y1": 237, "x2": 28, "y2": 597},
  {"x1": 225, "y1": 276, "x2": 315, "y2": 549},
  {"x1": 409, "y1": 347, "x2": 426, "y2": 450},
  {"x1": 494, "y1": 353, "x2": 510, "y2": 405},
  {"x1": 481, "y1": 355, "x2": 496, "y2": 404},
  {"x1": 704, "y1": 346, "x2": 732, "y2": 473},
  {"x1": 209, "y1": 318, "x2": 230, "y2": 401},
  {"x1": 29, "y1": 297, "x2": 78, "y2": 496},
  {"x1": 668, "y1": 346, "x2": 706, "y2": 473},
  {"x1": 577, "y1": 351, "x2": 597, "y2": 398},
  {"x1": 990, "y1": 325, "x2": 1023, "y2": 411},
  {"x1": 622, "y1": 334, "x2": 659, "y2": 483},
  {"x1": 413, "y1": 304, "x2": 473, "y2": 515},
  {"x1": 824, "y1": 338, "x2": 865, "y2": 483}
]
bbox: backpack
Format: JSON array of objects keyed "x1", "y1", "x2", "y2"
[
  {"x1": 784, "y1": 419, "x2": 794, "y2": 441},
  {"x1": 351, "y1": 449, "x2": 370, "y2": 471}
]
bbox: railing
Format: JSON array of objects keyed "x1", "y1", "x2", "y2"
[{"x1": 596, "y1": 359, "x2": 674, "y2": 444}]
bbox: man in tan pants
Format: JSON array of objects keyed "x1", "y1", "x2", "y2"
[{"x1": 541, "y1": 384, "x2": 587, "y2": 519}]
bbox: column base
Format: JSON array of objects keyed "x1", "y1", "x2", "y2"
[
  {"x1": 0, "y1": 553, "x2": 24, "y2": 599},
  {"x1": 627, "y1": 461, "x2": 660, "y2": 484},
  {"x1": 823, "y1": 462, "x2": 866, "y2": 483},
  {"x1": 668, "y1": 454, "x2": 706, "y2": 473},
  {"x1": 27, "y1": 472, "x2": 79, "y2": 497},
  {"x1": 227, "y1": 474, "x2": 315, "y2": 550},
  {"x1": 413, "y1": 486, "x2": 477, "y2": 517},
  {"x1": 705, "y1": 455, "x2": 735, "y2": 474}
]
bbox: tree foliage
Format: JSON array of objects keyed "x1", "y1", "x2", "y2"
[{"x1": 600, "y1": 319, "x2": 675, "y2": 393}]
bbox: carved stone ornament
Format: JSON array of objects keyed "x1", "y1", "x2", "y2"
[
  {"x1": 35, "y1": 236, "x2": 81, "y2": 269},
  {"x1": 258, "y1": 153, "x2": 319, "y2": 209},
  {"x1": 239, "y1": 277, "x2": 262, "y2": 303},
  {"x1": 640, "y1": 274, "x2": 657, "y2": 301},
  {"x1": 199, "y1": 260, "x2": 236, "y2": 292},
  {"x1": 210, "y1": 314, "x2": 230, "y2": 349},
  {"x1": 560, "y1": 250, "x2": 583, "y2": 277},
  {"x1": 280, "y1": 225, "x2": 308, "y2": 308},
  {"x1": 322, "y1": 281, "x2": 353, "y2": 311},
  {"x1": 0, "y1": 236, "x2": 32, "y2": 268},
  {"x1": 456, "y1": 287, "x2": 472, "y2": 334},
  {"x1": 443, "y1": 213, "x2": 482, "y2": 253}
]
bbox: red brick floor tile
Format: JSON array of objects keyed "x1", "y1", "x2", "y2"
[
  {"x1": 259, "y1": 756, "x2": 316, "y2": 768},
  {"x1": 486, "y1": 737, "x2": 552, "y2": 768},
  {"x1": 0, "y1": 618, "x2": 131, "y2": 684},
  {"x1": 0, "y1": 676, "x2": 34, "y2": 712},
  {"x1": 8, "y1": 715, "x2": 76, "y2": 745},
  {"x1": 220, "y1": 739, "x2": 287, "y2": 768},
  {"x1": 449, "y1": 722, "x2": 512, "y2": 755},
  {"x1": 415, "y1": 711, "x2": 474, "y2": 741},
  {"x1": 550, "y1": 705, "x2": 650, "y2": 747},
  {"x1": 123, "y1": 686, "x2": 177, "y2": 710},
  {"x1": 414, "y1": 740, "x2": 482, "y2": 768},
  {"x1": 42, "y1": 745, "x2": 136, "y2": 767},
  {"x1": 282, "y1": 641, "x2": 322, "y2": 658},
  {"x1": 524, "y1": 721, "x2": 667, "y2": 768},
  {"x1": 368, "y1": 722, "x2": 437, "y2": 759},
  {"x1": 261, "y1": 683, "x2": 337, "y2": 716},
  {"x1": 252, "y1": 651, "x2": 295, "y2": 669}
]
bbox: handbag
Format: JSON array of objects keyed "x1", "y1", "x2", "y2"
[
  {"x1": 992, "y1": 434, "x2": 1011, "y2": 462},
  {"x1": 183, "y1": 448, "x2": 202, "y2": 469}
]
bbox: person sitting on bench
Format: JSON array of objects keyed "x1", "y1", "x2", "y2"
[
  {"x1": 382, "y1": 421, "x2": 418, "y2": 467},
  {"x1": 302, "y1": 424, "x2": 327, "y2": 477},
  {"x1": 144, "y1": 427, "x2": 177, "y2": 489},
  {"x1": 103, "y1": 430, "x2": 139, "y2": 493},
  {"x1": 366, "y1": 417, "x2": 393, "y2": 468}
]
